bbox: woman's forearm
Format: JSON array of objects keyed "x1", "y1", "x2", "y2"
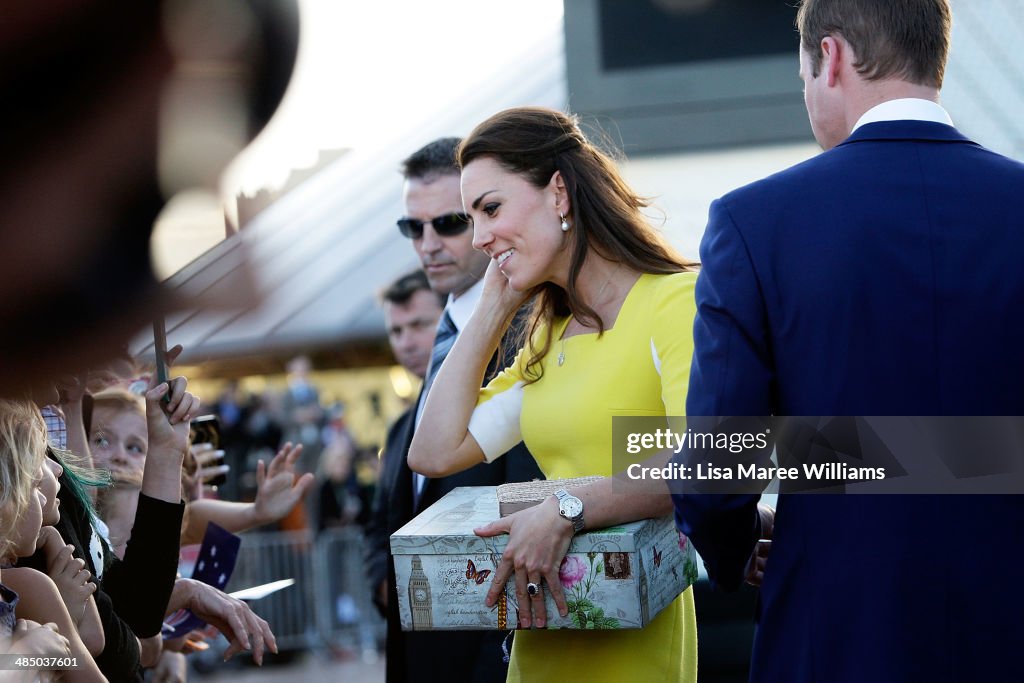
[
  {"x1": 181, "y1": 500, "x2": 257, "y2": 546},
  {"x1": 408, "y1": 306, "x2": 507, "y2": 477}
]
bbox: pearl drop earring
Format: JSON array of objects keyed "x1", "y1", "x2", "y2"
[{"x1": 560, "y1": 213, "x2": 570, "y2": 232}]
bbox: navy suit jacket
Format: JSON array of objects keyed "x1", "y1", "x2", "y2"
[{"x1": 674, "y1": 120, "x2": 1024, "y2": 682}]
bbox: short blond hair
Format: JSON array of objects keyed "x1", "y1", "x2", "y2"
[
  {"x1": 0, "y1": 400, "x2": 48, "y2": 561},
  {"x1": 90, "y1": 387, "x2": 145, "y2": 421}
]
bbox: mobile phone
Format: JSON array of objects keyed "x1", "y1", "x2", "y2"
[
  {"x1": 153, "y1": 318, "x2": 169, "y2": 393},
  {"x1": 190, "y1": 414, "x2": 227, "y2": 487}
]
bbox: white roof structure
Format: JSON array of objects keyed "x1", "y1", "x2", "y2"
[{"x1": 140, "y1": 26, "x2": 567, "y2": 364}]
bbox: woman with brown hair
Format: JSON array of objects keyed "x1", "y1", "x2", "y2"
[{"x1": 410, "y1": 106, "x2": 699, "y2": 682}]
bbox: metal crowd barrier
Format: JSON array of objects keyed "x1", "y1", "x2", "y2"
[{"x1": 221, "y1": 527, "x2": 384, "y2": 654}]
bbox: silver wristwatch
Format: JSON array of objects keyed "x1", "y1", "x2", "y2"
[{"x1": 554, "y1": 489, "x2": 585, "y2": 534}]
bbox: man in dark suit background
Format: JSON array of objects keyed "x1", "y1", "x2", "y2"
[
  {"x1": 365, "y1": 138, "x2": 543, "y2": 683},
  {"x1": 365, "y1": 269, "x2": 444, "y2": 611},
  {"x1": 673, "y1": 1, "x2": 1024, "y2": 681}
]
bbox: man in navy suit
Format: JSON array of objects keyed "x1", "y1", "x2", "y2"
[{"x1": 673, "y1": 1, "x2": 1024, "y2": 681}]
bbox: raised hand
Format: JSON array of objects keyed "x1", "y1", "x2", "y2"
[
  {"x1": 142, "y1": 345, "x2": 200, "y2": 502},
  {"x1": 144, "y1": 374, "x2": 199, "y2": 459},
  {"x1": 253, "y1": 442, "x2": 315, "y2": 526}
]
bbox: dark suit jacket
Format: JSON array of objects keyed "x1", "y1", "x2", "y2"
[
  {"x1": 673, "y1": 120, "x2": 1024, "y2": 682},
  {"x1": 365, "y1": 333, "x2": 544, "y2": 683}
]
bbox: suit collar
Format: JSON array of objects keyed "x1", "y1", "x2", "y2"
[{"x1": 838, "y1": 120, "x2": 973, "y2": 147}]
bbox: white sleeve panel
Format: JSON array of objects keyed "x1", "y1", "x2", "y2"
[{"x1": 468, "y1": 381, "x2": 524, "y2": 463}]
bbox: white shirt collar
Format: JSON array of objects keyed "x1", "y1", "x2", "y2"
[
  {"x1": 852, "y1": 98, "x2": 953, "y2": 133},
  {"x1": 446, "y1": 277, "x2": 484, "y2": 332}
]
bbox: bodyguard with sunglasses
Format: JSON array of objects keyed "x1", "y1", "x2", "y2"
[{"x1": 366, "y1": 137, "x2": 543, "y2": 683}]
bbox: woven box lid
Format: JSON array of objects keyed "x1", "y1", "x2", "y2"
[{"x1": 496, "y1": 476, "x2": 603, "y2": 516}]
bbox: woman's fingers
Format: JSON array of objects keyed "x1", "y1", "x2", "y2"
[
  {"x1": 545, "y1": 564, "x2": 569, "y2": 618},
  {"x1": 514, "y1": 568, "x2": 531, "y2": 628},
  {"x1": 527, "y1": 574, "x2": 546, "y2": 628},
  {"x1": 191, "y1": 443, "x2": 219, "y2": 466},
  {"x1": 484, "y1": 557, "x2": 512, "y2": 608},
  {"x1": 197, "y1": 464, "x2": 230, "y2": 483}
]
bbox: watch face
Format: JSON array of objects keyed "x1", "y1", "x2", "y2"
[{"x1": 560, "y1": 496, "x2": 583, "y2": 518}]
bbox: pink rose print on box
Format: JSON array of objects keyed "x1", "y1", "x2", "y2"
[
  {"x1": 558, "y1": 555, "x2": 587, "y2": 588},
  {"x1": 559, "y1": 552, "x2": 619, "y2": 629}
]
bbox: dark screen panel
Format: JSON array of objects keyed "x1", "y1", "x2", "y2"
[{"x1": 599, "y1": 0, "x2": 798, "y2": 72}]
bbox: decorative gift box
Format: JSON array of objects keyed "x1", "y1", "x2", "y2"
[{"x1": 390, "y1": 485, "x2": 698, "y2": 631}]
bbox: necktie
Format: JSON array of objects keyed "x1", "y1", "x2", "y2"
[
  {"x1": 412, "y1": 309, "x2": 458, "y2": 508},
  {"x1": 421, "y1": 309, "x2": 458, "y2": 401}
]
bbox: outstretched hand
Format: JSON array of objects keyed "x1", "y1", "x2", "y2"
[
  {"x1": 474, "y1": 496, "x2": 573, "y2": 629},
  {"x1": 253, "y1": 442, "x2": 315, "y2": 526},
  {"x1": 171, "y1": 578, "x2": 277, "y2": 665}
]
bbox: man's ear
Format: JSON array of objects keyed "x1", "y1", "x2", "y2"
[
  {"x1": 548, "y1": 170, "x2": 571, "y2": 215},
  {"x1": 821, "y1": 36, "x2": 843, "y2": 88}
]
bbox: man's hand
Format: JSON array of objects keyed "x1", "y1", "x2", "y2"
[
  {"x1": 169, "y1": 578, "x2": 277, "y2": 665},
  {"x1": 252, "y1": 442, "x2": 314, "y2": 526},
  {"x1": 745, "y1": 503, "x2": 775, "y2": 587}
]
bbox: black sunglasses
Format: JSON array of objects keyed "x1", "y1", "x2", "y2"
[{"x1": 397, "y1": 212, "x2": 471, "y2": 239}]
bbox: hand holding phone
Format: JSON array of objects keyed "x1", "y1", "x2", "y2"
[{"x1": 190, "y1": 415, "x2": 228, "y2": 487}]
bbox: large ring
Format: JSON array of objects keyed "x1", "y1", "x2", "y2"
[{"x1": 526, "y1": 582, "x2": 540, "y2": 597}]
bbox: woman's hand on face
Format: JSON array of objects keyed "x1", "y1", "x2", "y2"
[
  {"x1": 479, "y1": 259, "x2": 531, "y2": 323},
  {"x1": 474, "y1": 496, "x2": 572, "y2": 629}
]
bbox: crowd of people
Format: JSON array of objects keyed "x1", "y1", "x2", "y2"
[{"x1": 2, "y1": 1, "x2": 1023, "y2": 682}]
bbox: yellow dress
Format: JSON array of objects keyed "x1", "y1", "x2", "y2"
[{"x1": 472, "y1": 272, "x2": 699, "y2": 683}]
